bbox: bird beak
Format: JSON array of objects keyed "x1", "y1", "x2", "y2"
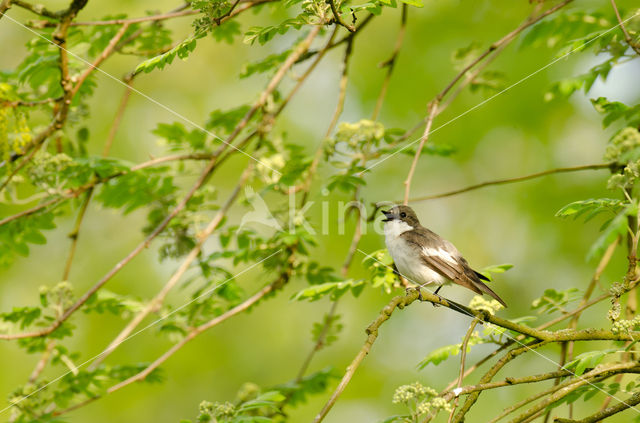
[{"x1": 381, "y1": 209, "x2": 394, "y2": 222}]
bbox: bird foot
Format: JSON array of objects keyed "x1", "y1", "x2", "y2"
[
  {"x1": 432, "y1": 286, "x2": 443, "y2": 307},
  {"x1": 405, "y1": 286, "x2": 424, "y2": 301},
  {"x1": 431, "y1": 297, "x2": 442, "y2": 307}
]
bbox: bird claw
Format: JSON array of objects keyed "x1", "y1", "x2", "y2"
[{"x1": 405, "y1": 286, "x2": 424, "y2": 301}]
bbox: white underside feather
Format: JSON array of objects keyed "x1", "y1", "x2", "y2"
[{"x1": 384, "y1": 221, "x2": 449, "y2": 287}]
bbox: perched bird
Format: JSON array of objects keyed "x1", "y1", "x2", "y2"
[{"x1": 382, "y1": 205, "x2": 507, "y2": 307}]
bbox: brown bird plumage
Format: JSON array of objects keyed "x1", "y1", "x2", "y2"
[{"x1": 382, "y1": 205, "x2": 507, "y2": 307}]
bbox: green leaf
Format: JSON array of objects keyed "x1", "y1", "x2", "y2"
[
  {"x1": 565, "y1": 349, "x2": 615, "y2": 376},
  {"x1": 591, "y1": 97, "x2": 640, "y2": 129},
  {"x1": 135, "y1": 36, "x2": 199, "y2": 74},
  {"x1": 243, "y1": 18, "x2": 305, "y2": 45},
  {"x1": 240, "y1": 50, "x2": 291, "y2": 79},
  {"x1": 0, "y1": 210, "x2": 57, "y2": 266},
  {"x1": 96, "y1": 168, "x2": 177, "y2": 214},
  {"x1": 521, "y1": 12, "x2": 612, "y2": 50},
  {"x1": 211, "y1": 20, "x2": 242, "y2": 44},
  {"x1": 152, "y1": 122, "x2": 207, "y2": 151},
  {"x1": 418, "y1": 334, "x2": 486, "y2": 369},
  {"x1": 418, "y1": 344, "x2": 461, "y2": 368},
  {"x1": 274, "y1": 367, "x2": 339, "y2": 406},
  {"x1": 588, "y1": 203, "x2": 637, "y2": 261},
  {"x1": 531, "y1": 288, "x2": 580, "y2": 314},
  {"x1": 399, "y1": 0, "x2": 424, "y2": 7},
  {"x1": 477, "y1": 263, "x2": 513, "y2": 281},
  {"x1": 291, "y1": 279, "x2": 365, "y2": 302},
  {"x1": 1, "y1": 306, "x2": 41, "y2": 329},
  {"x1": 311, "y1": 313, "x2": 343, "y2": 349},
  {"x1": 556, "y1": 198, "x2": 624, "y2": 222}
]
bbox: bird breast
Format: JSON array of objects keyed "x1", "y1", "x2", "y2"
[{"x1": 384, "y1": 221, "x2": 448, "y2": 286}]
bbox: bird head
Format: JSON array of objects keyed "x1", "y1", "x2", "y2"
[{"x1": 381, "y1": 205, "x2": 420, "y2": 227}]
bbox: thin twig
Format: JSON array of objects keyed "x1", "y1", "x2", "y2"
[
  {"x1": 508, "y1": 367, "x2": 635, "y2": 423},
  {"x1": 27, "y1": 340, "x2": 55, "y2": 383},
  {"x1": 54, "y1": 277, "x2": 286, "y2": 417},
  {"x1": 327, "y1": 0, "x2": 355, "y2": 32},
  {"x1": 0, "y1": 25, "x2": 320, "y2": 342},
  {"x1": 371, "y1": 5, "x2": 407, "y2": 121},
  {"x1": 26, "y1": 1, "x2": 276, "y2": 28},
  {"x1": 437, "y1": 0, "x2": 574, "y2": 105},
  {"x1": 288, "y1": 30, "x2": 356, "y2": 197},
  {"x1": 0, "y1": 0, "x2": 12, "y2": 19},
  {"x1": 88, "y1": 165, "x2": 252, "y2": 370},
  {"x1": 555, "y1": 390, "x2": 640, "y2": 422},
  {"x1": 392, "y1": 0, "x2": 574, "y2": 180},
  {"x1": 403, "y1": 100, "x2": 438, "y2": 205},
  {"x1": 408, "y1": 164, "x2": 612, "y2": 203},
  {"x1": 551, "y1": 237, "x2": 620, "y2": 421},
  {"x1": 448, "y1": 320, "x2": 478, "y2": 423},
  {"x1": 326, "y1": 36, "x2": 354, "y2": 138},
  {"x1": 11, "y1": 0, "x2": 59, "y2": 19},
  {"x1": 103, "y1": 74, "x2": 134, "y2": 156},
  {"x1": 0, "y1": 197, "x2": 65, "y2": 227},
  {"x1": 296, "y1": 300, "x2": 339, "y2": 381},
  {"x1": 0, "y1": 141, "x2": 44, "y2": 193},
  {"x1": 453, "y1": 341, "x2": 549, "y2": 422},
  {"x1": 73, "y1": 8, "x2": 197, "y2": 26},
  {"x1": 610, "y1": 0, "x2": 640, "y2": 55},
  {"x1": 313, "y1": 290, "x2": 423, "y2": 423},
  {"x1": 106, "y1": 281, "x2": 281, "y2": 392},
  {"x1": 295, "y1": 191, "x2": 365, "y2": 381},
  {"x1": 276, "y1": 26, "x2": 339, "y2": 116},
  {"x1": 70, "y1": 23, "x2": 132, "y2": 99},
  {"x1": 61, "y1": 189, "x2": 92, "y2": 281}
]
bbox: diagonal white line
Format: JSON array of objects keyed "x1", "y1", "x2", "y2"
[
  {"x1": 361, "y1": 11, "x2": 640, "y2": 176},
  {"x1": 356, "y1": 247, "x2": 640, "y2": 415},
  {"x1": 0, "y1": 11, "x2": 282, "y2": 175},
  {"x1": 0, "y1": 249, "x2": 283, "y2": 415}
]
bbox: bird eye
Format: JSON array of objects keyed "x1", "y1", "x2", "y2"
[{"x1": 400, "y1": 212, "x2": 406, "y2": 218}]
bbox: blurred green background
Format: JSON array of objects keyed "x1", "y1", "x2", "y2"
[{"x1": 1, "y1": 0, "x2": 640, "y2": 421}]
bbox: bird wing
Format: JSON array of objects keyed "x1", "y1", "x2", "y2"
[{"x1": 401, "y1": 229, "x2": 507, "y2": 307}]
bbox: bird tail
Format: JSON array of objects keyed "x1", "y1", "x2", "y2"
[{"x1": 473, "y1": 277, "x2": 508, "y2": 308}]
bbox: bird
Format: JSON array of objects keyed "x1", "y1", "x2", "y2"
[{"x1": 381, "y1": 205, "x2": 507, "y2": 307}]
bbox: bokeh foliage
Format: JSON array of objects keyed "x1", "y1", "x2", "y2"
[{"x1": 1, "y1": 0, "x2": 640, "y2": 422}]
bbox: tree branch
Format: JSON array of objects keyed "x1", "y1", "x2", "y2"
[
  {"x1": 0, "y1": 23, "x2": 320, "y2": 342},
  {"x1": 448, "y1": 320, "x2": 478, "y2": 423},
  {"x1": 313, "y1": 290, "x2": 423, "y2": 423},
  {"x1": 11, "y1": 0, "x2": 59, "y2": 19},
  {"x1": 0, "y1": 0, "x2": 12, "y2": 20},
  {"x1": 403, "y1": 100, "x2": 438, "y2": 204},
  {"x1": 88, "y1": 165, "x2": 252, "y2": 370},
  {"x1": 382, "y1": 0, "x2": 574, "y2": 184},
  {"x1": 408, "y1": 163, "x2": 613, "y2": 203},
  {"x1": 327, "y1": 0, "x2": 355, "y2": 32},
  {"x1": 610, "y1": 0, "x2": 640, "y2": 56},
  {"x1": 453, "y1": 341, "x2": 549, "y2": 422},
  {"x1": 511, "y1": 364, "x2": 639, "y2": 423},
  {"x1": 555, "y1": 390, "x2": 640, "y2": 422},
  {"x1": 371, "y1": 5, "x2": 407, "y2": 121}
]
